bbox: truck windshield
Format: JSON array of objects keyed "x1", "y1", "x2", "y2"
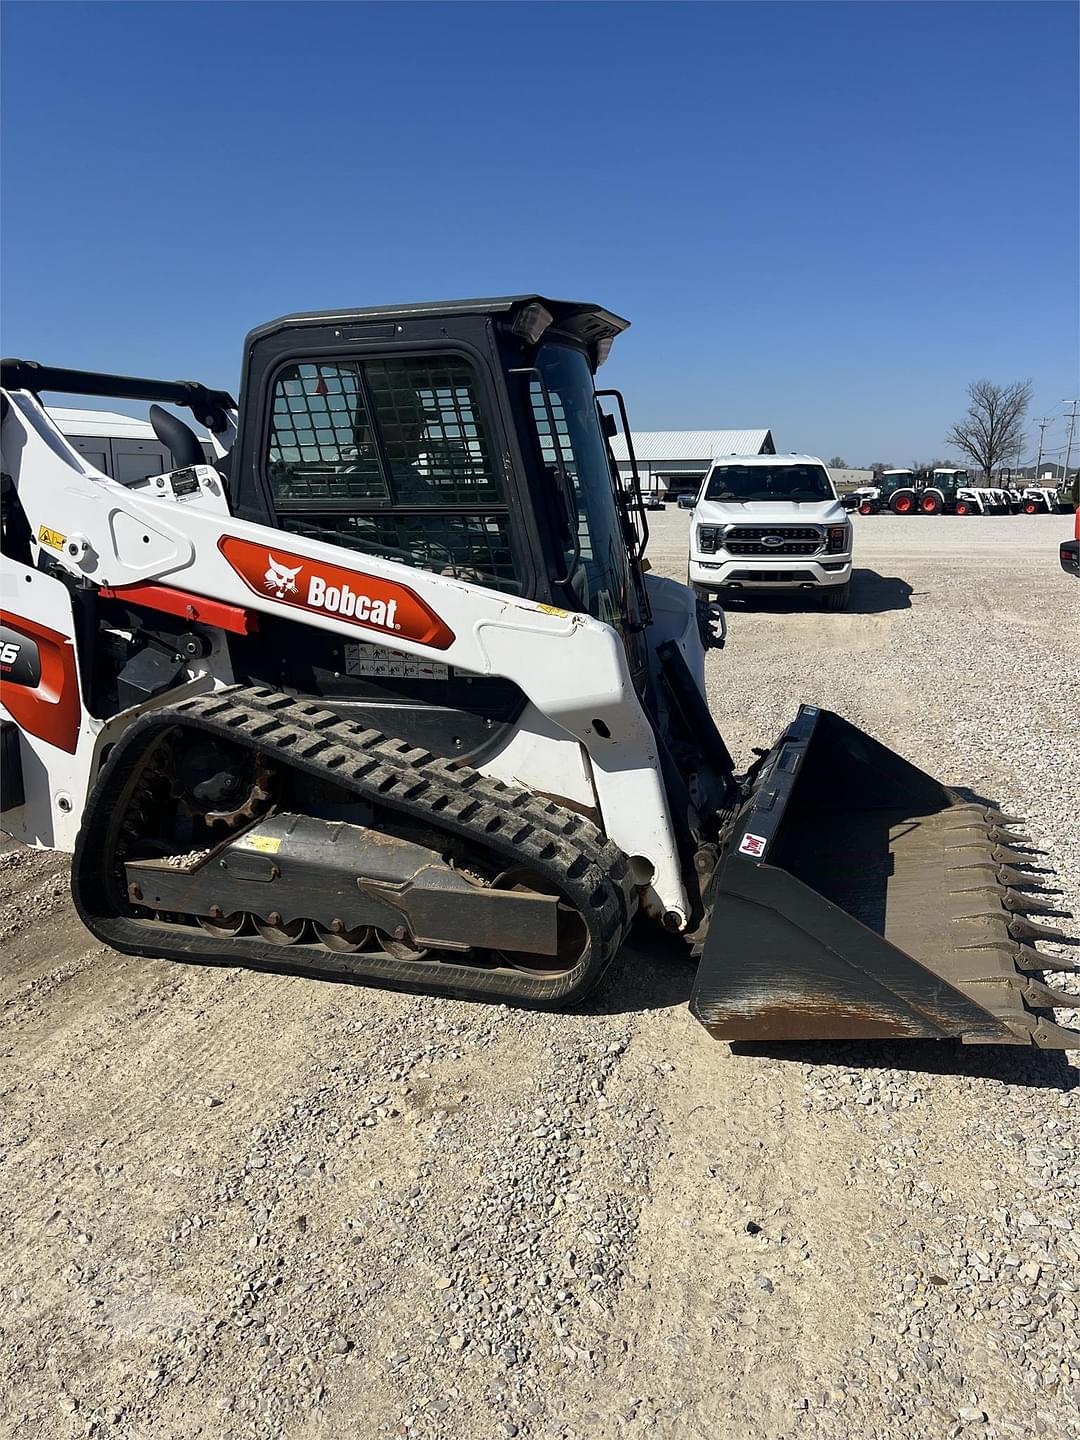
[
  {"x1": 704, "y1": 463, "x2": 833, "y2": 503},
  {"x1": 530, "y1": 343, "x2": 636, "y2": 628}
]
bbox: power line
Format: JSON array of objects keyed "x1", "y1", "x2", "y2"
[{"x1": 1033, "y1": 415, "x2": 1054, "y2": 478}]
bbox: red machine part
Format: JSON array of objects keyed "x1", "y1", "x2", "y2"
[
  {"x1": 0, "y1": 611, "x2": 82, "y2": 754},
  {"x1": 97, "y1": 581, "x2": 257, "y2": 636}
]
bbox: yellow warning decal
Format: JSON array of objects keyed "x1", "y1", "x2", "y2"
[
  {"x1": 535, "y1": 603, "x2": 569, "y2": 618},
  {"x1": 237, "y1": 834, "x2": 282, "y2": 854},
  {"x1": 38, "y1": 525, "x2": 66, "y2": 551}
]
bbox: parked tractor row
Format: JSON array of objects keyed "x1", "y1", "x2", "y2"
[{"x1": 843, "y1": 468, "x2": 1070, "y2": 517}]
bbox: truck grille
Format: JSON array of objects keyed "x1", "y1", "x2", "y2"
[{"x1": 724, "y1": 526, "x2": 823, "y2": 557}]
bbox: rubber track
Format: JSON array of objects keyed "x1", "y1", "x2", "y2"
[{"x1": 72, "y1": 685, "x2": 638, "y2": 1008}]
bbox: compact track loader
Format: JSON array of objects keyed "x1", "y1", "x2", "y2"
[{"x1": 1, "y1": 297, "x2": 1076, "y2": 1047}]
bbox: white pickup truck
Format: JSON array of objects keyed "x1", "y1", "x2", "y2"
[{"x1": 687, "y1": 454, "x2": 853, "y2": 610}]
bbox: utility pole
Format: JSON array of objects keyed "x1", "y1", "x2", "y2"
[
  {"x1": 1034, "y1": 415, "x2": 1054, "y2": 481},
  {"x1": 1062, "y1": 400, "x2": 1079, "y2": 495}
]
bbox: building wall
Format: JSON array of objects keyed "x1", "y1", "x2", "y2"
[{"x1": 617, "y1": 461, "x2": 711, "y2": 495}]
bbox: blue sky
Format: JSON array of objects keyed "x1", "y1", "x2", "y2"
[{"x1": 2, "y1": 1, "x2": 1077, "y2": 465}]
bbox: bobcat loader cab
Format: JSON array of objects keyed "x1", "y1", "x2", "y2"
[{"x1": 2, "y1": 295, "x2": 1076, "y2": 1049}]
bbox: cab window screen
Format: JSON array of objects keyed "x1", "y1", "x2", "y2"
[
  {"x1": 265, "y1": 355, "x2": 518, "y2": 592},
  {"x1": 268, "y1": 362, "x2": 387, "y2": 502},
  {"x1": 364, "y1": 358, "x2": 502, "y2": 506},
  {"x1": 283, "y1": 512, "x2": 518, "y2": 593}
]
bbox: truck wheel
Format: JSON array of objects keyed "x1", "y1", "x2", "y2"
[
  {"x1": 890, "y1": 493, "x2": 915, "y2": 514},
  {"x1": 920, "y1": 493, "x2": 941, "y2": 515},
  {"x1": 822, "y1": 583, "x2": 850, "y2": 612}
]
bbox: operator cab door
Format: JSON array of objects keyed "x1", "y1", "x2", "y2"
[
  {"x1": 224, "y1": 312, "x2": 551, "y2": 754},
  {"x1": 230, "y1": 315, "x2": 545, "y2": 602},
  {"x1": 227, "y1": 303, "x2": 651, "y2": 705}
]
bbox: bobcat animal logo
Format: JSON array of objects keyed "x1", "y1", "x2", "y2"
[{"x1": 264, "y1": 553, "x2": 302, "y2": 599}]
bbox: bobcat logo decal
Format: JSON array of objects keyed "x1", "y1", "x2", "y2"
[
  {"x1": 219, "y1": 534, "x2": 456, "y2": 651},
  {"x1": 264, "y1": 553, "x2": 302, "y2": 599}
]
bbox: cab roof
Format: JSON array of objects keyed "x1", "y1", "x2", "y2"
[{"x1": 248, "y1": 295, "x2": 629, "y2": 348}]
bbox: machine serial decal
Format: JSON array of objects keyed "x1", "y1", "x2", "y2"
[
  {"x1": 218, "y1": 536, "x2": 456, "y2": 650},
  {"x1": 38, "y1": 525, "x2": 66, "y2": 551},
  {"x1": 738, "y1": 832, "x2": 767, "y2": 858}
]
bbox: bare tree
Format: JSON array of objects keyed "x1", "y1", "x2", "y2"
[
  {"x1": 945, "y1": 379, "x2": 1032, "y2": 479},
  {"x1": 828, "y1": 455, "x2": 848, "y2": 469},
  {"x1": 867, "y1": 461, "x2": 892, "y2": 475}
]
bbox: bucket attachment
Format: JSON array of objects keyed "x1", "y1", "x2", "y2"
[{"x1": 690, "y1": 707, "x2": 1078, "y2": 1048}]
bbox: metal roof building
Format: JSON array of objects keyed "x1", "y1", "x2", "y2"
[
  {"x1": 609, "y1": 428, "x2": 775, "y2": 495},
  {"x1": 46, "y1": 405, "x2": 213, "y2": 485}
]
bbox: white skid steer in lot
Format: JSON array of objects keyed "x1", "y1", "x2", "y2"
[{"x1": 1, "y1": 296, "x2": 1076, "y2": 1048}]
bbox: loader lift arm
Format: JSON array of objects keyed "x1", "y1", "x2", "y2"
[{"x1": 1, "y1": 358, "x2": 237, "y2": 434}]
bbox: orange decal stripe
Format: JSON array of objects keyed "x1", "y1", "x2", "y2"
[{"x1": 217, "y1": 536, "x2": 455, "y2": 651}]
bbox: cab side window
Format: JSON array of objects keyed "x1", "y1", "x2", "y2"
[
  {"x1": 268, "y1": 361, "x2": 387, "y2": 502},
  {"x1": 265, "y1": 356, "x2": 519, "y2": 593}
]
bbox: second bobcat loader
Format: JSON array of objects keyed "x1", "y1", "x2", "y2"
[{"x1": 1, "y1": 295, "x2": 1076, "y2": 1048}]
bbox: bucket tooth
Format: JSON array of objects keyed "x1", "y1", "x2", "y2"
[
  {"x1": 1001, "y1": 888, "x2": 1059, "y2": 915},
  {"x1": 993, "y1": 846, "x2": 1043, "y2": 867},
  {"x1": 1008, "y1": 916, "x2": 1069, "y2": 943},
  {"x1": 997, "y1": 866, "x2": 1055, "y2": 890},
  {"x1": 1030, "y1": 1018, "x2": 1080, "y2": 1049},
  {"x1": 961, "y1": 974, "x2": 1078, "y2": 1011},
  {"x1": 988, "y1": 827, "x2": 1033, "y2": 846},
  {"x1": 951, "y1": 863, "x2": 1049, "y2": 891},
  {"x1": 984, "y1": 810, "x2": 1025, "y2": 827},
  {"x1": 1015, "y1": 944, "x2": 1080, "y2": 974},
  {"x1": 946, "y1": 840, "x2": 1044, "y2": 868},
  {"x1": 1020, "y1": 978, "x2": 1080, "y2": 1010}
]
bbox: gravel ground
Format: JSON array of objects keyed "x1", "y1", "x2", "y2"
[{"x1": 1, "y1": 510, "x2": 1078, "y2": 1440}]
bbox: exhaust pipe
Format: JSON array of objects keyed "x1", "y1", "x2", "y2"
[{"x1": 149, "y1": 404, "x2": 205, "y2": 469}]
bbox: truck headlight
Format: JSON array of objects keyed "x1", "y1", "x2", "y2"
[
  {"x1": 827, "y1": 525, "x2": 849, "y2": 553},
  {"x1": 697, "y1": 525, "x2": 719, "y2": 554}
]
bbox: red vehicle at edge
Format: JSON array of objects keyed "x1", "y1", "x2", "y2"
[{"x1": 1061, "y1": 507, "x2": 1080, "y2": 576}]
